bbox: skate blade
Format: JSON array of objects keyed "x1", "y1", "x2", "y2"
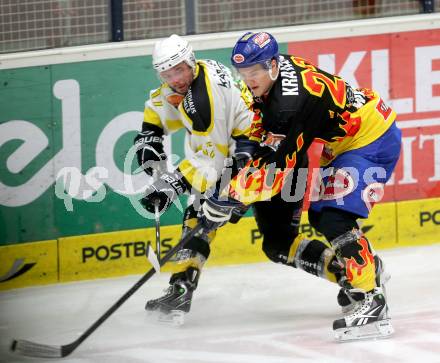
[
  {"x1": 157, "y1": 310, "x2": 186, "y2": 327},
  {"x1": 334, "y1": 319, "x2": 394, "y2": 342}
]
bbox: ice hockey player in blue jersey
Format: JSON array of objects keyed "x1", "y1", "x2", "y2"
[{"x1": 198, "y1": 31, "x2": 401, "y2": 341}]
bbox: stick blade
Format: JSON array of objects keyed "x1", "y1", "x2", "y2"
[
  {"x1": 11, "y1": 339, "x2": 63, "y2": 358},
  {"x1": 146, "y1": 244, "x2": 161, "y2": 273}
]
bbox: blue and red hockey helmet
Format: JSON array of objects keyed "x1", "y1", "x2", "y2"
[{"x1": 231, "y1": 31, "x2": 279, "y2": 69}]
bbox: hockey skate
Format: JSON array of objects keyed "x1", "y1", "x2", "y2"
[
  {"x1": 333, "y1": 287, "x2": 394, "y2": 341},
  {"x1": 145, "y1": 268, "x2": 198, "y2": 326},
  {"x1": 337, "y1": 254, "x2": 390, "y2": 314}
]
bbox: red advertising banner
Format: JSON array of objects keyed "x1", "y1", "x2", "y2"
[{"x1": 291, "y1": 29, "x2": 440, "y2": 202}]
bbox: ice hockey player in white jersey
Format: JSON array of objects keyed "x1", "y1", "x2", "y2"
[{"x1": 134, "y1": 34, "x2": 255, "y2": 325}]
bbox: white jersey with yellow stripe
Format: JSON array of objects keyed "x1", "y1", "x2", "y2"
[{"x1": 143, "y1": 59, "x2": 254, "y2": 192}]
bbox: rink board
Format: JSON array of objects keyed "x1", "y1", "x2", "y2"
[
  {"x1": 1, "y1": 197, "x2": 438, "y2": 289},
  {"x1": 0, "y1": 240, "x2": 57, "y2": 291},
  {"x1": 58, "y1": 224, "x2": 186, "y2": 282},
  {"x1": 397, "y1": 198, "x2": 440, "y2": 246}
]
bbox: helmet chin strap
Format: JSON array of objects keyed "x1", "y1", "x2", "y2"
[
  {"x1": 261, "y1": 64, "x2": 279, "y2": 96},
  {"x1": 268, "y1": 61, "x2": 280, "y2": 81}
]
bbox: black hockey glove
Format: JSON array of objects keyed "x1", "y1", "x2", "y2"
[
  {"x1": 233, "y1": 139, "x2": 259, "y2": 171},
  {"x1": 134, "y1": 128, "x2": 167, "y2": 176},
  {"x1": 141, "y1": 171, "x2": 187, "y2": 214},
  {"x1": 198, "y1": 191, "x2": 244, "y2": 233},
  {"x1": 229, "y1": 204, "x2": 250, "y2": 224}
]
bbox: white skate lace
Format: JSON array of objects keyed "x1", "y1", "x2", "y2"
[
  {"x1": 162, "y1": 286, "x2": 173, "y2": 294},
  {"x1": 346, "y1": 291, "x2": 374, "y2": 320}
]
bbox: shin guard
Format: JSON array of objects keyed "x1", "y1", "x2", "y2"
[
  {"x1": 287, "y1": 235, "x2": 339, "y2": 283},
  {"x1": 331, "y1": 229, "x2": 376, "y2": 292}
]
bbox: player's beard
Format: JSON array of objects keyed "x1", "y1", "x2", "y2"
[
  {"x1": 170, "y1": 86, "x2": 186, "y2": 95},
  {"x1": 169, "y1": 80, "x2": 191, "y2": 95}
]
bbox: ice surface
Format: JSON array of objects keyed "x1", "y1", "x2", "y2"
[{"x1": 1, "y1": 243, "x2": 440, "y2": 363}]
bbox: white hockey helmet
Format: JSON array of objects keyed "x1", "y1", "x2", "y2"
[{"x1": 152, "y1": 34, "x2": 196, "y2": 73}]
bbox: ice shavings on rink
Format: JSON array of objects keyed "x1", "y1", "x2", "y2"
[{"x1": 1, "y1": 243, "x2": 440, "y2": 363}]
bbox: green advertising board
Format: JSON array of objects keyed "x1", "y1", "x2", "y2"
[{"x1": 0, "y1": 44, "x2": 287, "y2": 245}]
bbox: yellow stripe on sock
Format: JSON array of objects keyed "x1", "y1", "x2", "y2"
[{"x1": 287, "y1": 234, "x2": 306, "y2": 264}]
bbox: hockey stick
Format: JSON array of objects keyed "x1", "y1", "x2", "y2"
[
  {"x1": 148, "y1": 170, "x2": 162, "y2": 271},
  {"x1": 145, "y1": 201, "x2": 161, "y2": 272},
  {"x1": 154, "y1": 202, "x2": 161, "y2": 264},
  {"x1": 11, "y1": 222, "x2": 204, "y2": 358}
]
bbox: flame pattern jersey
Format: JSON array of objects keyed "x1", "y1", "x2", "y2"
[{"x1": 228, "y1": 54, "x2": 397, "y2": 204}]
